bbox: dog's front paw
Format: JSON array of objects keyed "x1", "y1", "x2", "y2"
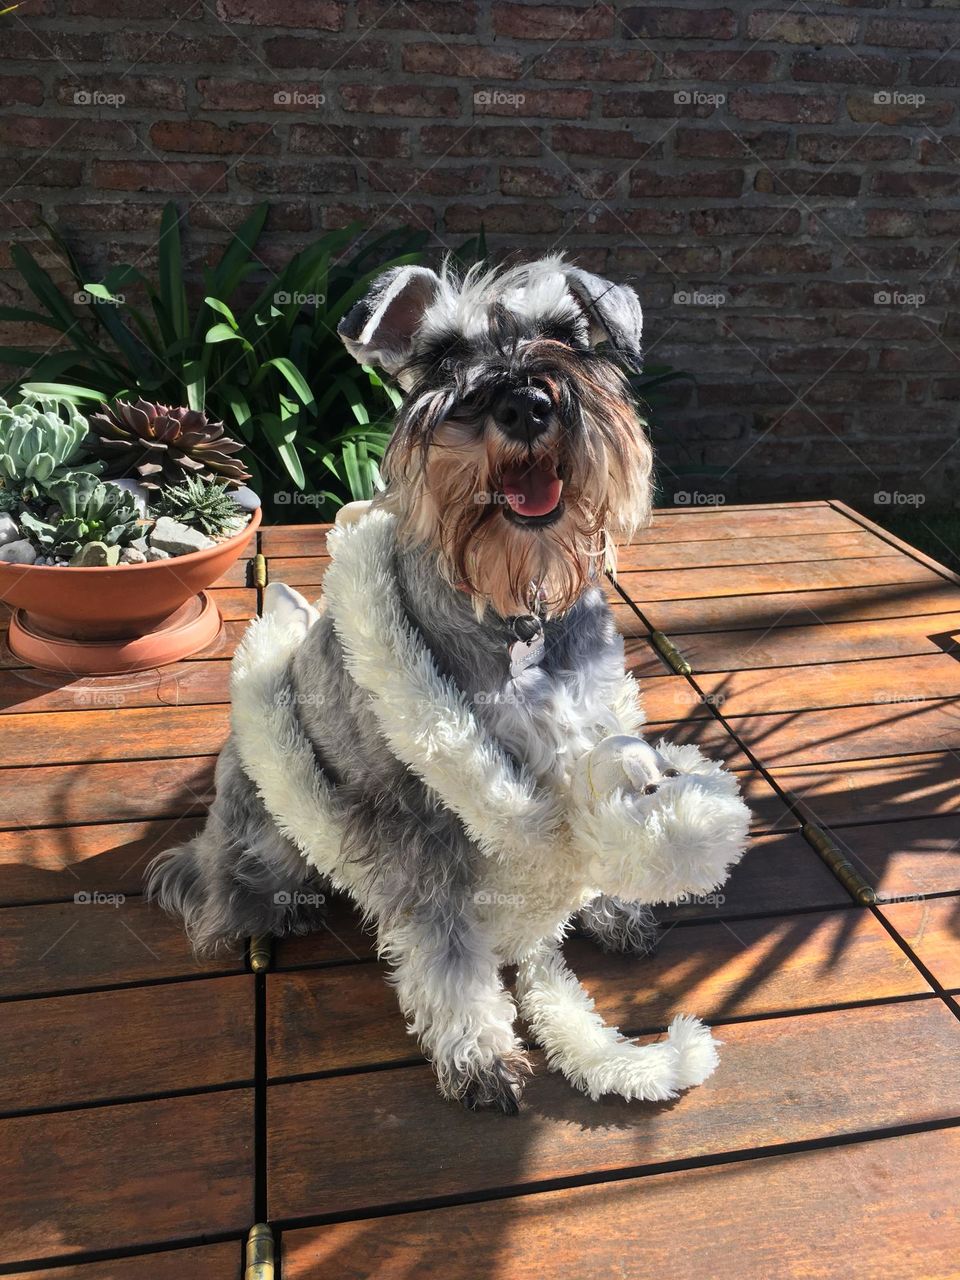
[{"x1": 449, "y1": 1052, "x2": 532, "y2": 1115}]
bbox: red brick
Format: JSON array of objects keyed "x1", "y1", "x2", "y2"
[
  {"x1": 150, "y1": 120, "x2": 278, "y2": 155},
  {"x1": 871, "y1": 169, "x2": 960, "y2": 198},
  {"x1": 584, "y1": 208, "x2": 684, "y2": 236},
  {"x1": 804, "y1": 282, "x2": 891, "y2": 310},
  {"x1": 502, "y1": 164, "x2": 618, "y2": 199},
  {"x1": 630, "y1": 169, "x2": 744, "y2": 198},
  {"x1": 909, "y1": 56, "x2": 960, "y2": 88},
  {"x1": 730, "y1": 91, "x2": 838, "y2": 124},
  {"x1": 476, "y1": 87, "x2": 591, "y2": 119},
  {"x1": 848, "y1": 94, "x2": 953, "y2": 126},
  {"x1": 401, "y1": 43, "x2": 523, "y2": 79},
  {"x1": 445, "y1": 203, "x2": 565, "y2": 233},
  {"x1": 864, "y1": 210, "x2": 921, "y2": 238},
  {"x1": 290, "y1": 124, "x2": 411, "y2": 159},
  {"x1": 0, "y1": 116, "x2": 134, "y2": 151},
  {"x1": 620, "y1": 7, "x2": 735, "y2": 39},
  {"x1": 880, "y1": 347, "x2": 958, "y2": 373},
  {"x1": 806, "y1": 378, "x2": 902, "y2": 405},
  {"x1": 532, "y1": 49, "x2": 656, "y2": 82},
  {"x1": 0, "y1": 75, "x2": 43, "y2": 106},
  {"x1": 755, "y1": 168, "x2": 860, "y2": 197},
  {"x1": 729, "y1": 245, "x2": 832, "y2": 273},
  {"x1": 674, "y1": 127, "x2": 788, "y2": 160},
  {"x1": 662, "y1": 51, "x2": 777, "y2": 81},
  {"x1": 233, "y1": 161, "x2": 357, "y2": 194},
  {"x1": 931, "y1": 379, "x2": 960, "y2": 400},
  {"x1": 341, "y1": 84, "x2": 460, "y2": 117},
  {"x1": 56, "y1": 76, "x2": 185, "y2": 111},
  {"x1": 723, "y1": 316, "x2": 825, "y2": 343},
  {"x1": 57, "y1": 202, "x2": 167, "y2": 232},
  {"x1": 796, "y1": 133, "x2": 911, "y2": 163},
  {"x1": 318, "y1": 201, "x2": 436, "y2": 230},
  {"x1": 93, "y1": 161, "x2": 228, "y2": 194},
  {"x1": 198, "y1": 79, "x2": 331, "y2": 112},
  {"x1": 0, "y1": 31, "x2": 103, "y2": 60},
  {"x1": 67, "y1": 0, "x2": 201, "y2": 13},
  {"x1": 747, "y1": 10, "x2": 858, "y2": 43},
  {"x1": 552, "y1": 125, "x2": 664, "y2": 159},
  {"x1": 866, "y1": 17, "x2": 957, "y2": 50},
  {"x1": 264, "y1": 37, "x2": 390, "y2": 71},
  {"x1": 848, "y1": 246, "x2": 944, "y2": 273},
  {"x1": 836, "y1": 315, "x2": 931, "y2": 343},
  {"x1": 216, "y1": 0, "x2": 343, "y2": 26},
  {"x1": 791, "y1": 53, "x2": 899, "y2": 85},
  {"x1": 919, "y1": 135, "x2": 960, "y2": 166},
  {"x1": 603, "y1": 90, "x2": 715, "y2": 119},
  {"x1": 691, "y1": 208, "x2": 801, "y2": 236},
  {"x1": 188, "y1": 200, "x2": 312, "y2": 232},
  {"x1": 493, "y1": 3, "x2": 614, "y2": 40},
  {"x1": 369, "y1": 164, "x2": 489, "y2": 196},
  {"x1": 0, "y1": 158, "x2": 82, "y2": 188},
  {"x1": 699, "y1": 381, "x2": 793, "y2": 407},
  {"x1": 108, "y1": 32, "x2": 236, "y2": 63},
  {"x1": 614, "y1": 246, "x2": 722, "y2": 275},
  {"x1": 357, "y1": 0, "x2": 476, "y2": 33},
  {"x1": 420, "y1": 125, "x2": 540, "y2": 157}
]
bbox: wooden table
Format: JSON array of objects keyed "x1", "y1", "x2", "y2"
[{"x1": 1, "y1": 500, "x2": 958, "y2": 1279}]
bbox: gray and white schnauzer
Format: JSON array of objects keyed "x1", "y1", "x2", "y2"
[{"x1": 147, "y1": 258, "x2": 749, "y2": 1113}]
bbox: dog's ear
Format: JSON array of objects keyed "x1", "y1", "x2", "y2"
[
  {"x1": 337, "y1": 266, "x2": 440, "y2": 375},
  {"x1": 562, "y1": 267, "x2": 643, "y2": 370}
]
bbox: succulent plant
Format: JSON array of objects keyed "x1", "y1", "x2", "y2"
[
  {"x1": 19, "y1": 473, "x2": 141, "y2": 561},
  {"x1": 0, "y1": 394, "x2": 101, "y2": 501},
  {"x1": 87, "y1": 398, "x2": 251, "y2": 491},
  {"x1": 154, "y1": 475, "x2": 245, "y2": 539}
]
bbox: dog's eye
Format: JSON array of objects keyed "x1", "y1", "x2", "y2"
[
  {"x1": 643, "y1": 783, "x2": 659, "y2": 795},
  {"x1": 663, "y1": 768, "x2": 680, "y2": 778}
]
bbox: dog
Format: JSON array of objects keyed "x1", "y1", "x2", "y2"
[{"x1": 147, "y1": 257, "x2": 749, "y2": 1113}]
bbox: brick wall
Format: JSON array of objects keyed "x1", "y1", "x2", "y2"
[{"x1": 2, "y1": 0, "x2": 958, "y2": 510}]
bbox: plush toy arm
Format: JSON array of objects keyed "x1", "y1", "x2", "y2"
[
  {"x1": 516, "y1": 943, "x2": 718, "y2": 1101},
  {"x1": 568, "y1": 736, "x2": 750, "y2": 905}
]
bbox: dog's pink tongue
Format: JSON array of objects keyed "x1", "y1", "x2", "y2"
[{"x1": 500, "y1": 460, "x2": 563, "y2": 517}]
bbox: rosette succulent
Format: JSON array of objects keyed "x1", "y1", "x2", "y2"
[
  {"x1": 87, "y1": 398, "x2": 251, "y2": 491},
  {"x1": 0, "y1": 393, "x2": 101, "y2": 502},
  {"x1": 20, "y1": 473, "x2": 141, "y2": 560},
  {"x1": 154, "y1": 475, "x2": 244, "y2": 539}
]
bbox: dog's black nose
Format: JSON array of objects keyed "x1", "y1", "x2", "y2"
[{"x1": 493, "y1": 386, "x2": 553, "y2": 442}]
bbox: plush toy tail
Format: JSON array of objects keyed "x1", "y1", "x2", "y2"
[{"x1": 516, "y1": 944, "x2": 719, "y2": 1102}]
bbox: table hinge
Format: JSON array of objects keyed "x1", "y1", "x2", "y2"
[
  {"x1": 650, "y1": 629, "x2": 692, "y2": 675},
  {"x1": 245, "y1": 1222, "x2": 275, "y2": 1280},
  {"x1": 248, "y1": 934, "x2": 273, "y2": 973},
  {"x1": 253, "y1": 552, "x2": 267, "y2": 588},
  {"x1": 802, "y1": 823, "x2": 877, "y2": 906}
]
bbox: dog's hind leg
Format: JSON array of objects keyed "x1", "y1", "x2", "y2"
[
  {"x1": 145, "y1": 737, "x2": 326, "y2": 954},
  {"x1": 579, "y1": 894, "x2": 660, "y2": 956},
  {"x1": 516, "y1": 943, "x2": 718, "y2": 1102}
]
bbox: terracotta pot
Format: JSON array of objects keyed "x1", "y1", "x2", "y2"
[{"x1": 0, "y1": 507, "x2": 260, "y2": 674}]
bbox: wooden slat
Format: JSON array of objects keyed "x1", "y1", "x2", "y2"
[
  {"x1": 0, "y1": 756, "x2": 216, "y2": 830},
  {"x1": 775, "y1": 752, "x2": 960, "y2": 827},
  {"x1": 636, "y1": 583, "x2": 960, "y2": 634},
  {"x1": 0, "y1": 704, "x2": 230, "y2": 768},
  {"x1": 281, "y1": 1126, "x2": 960, "y2": 1280},
  {"x1": 696, "y1": 653, "x2": 960, "y2": 716},
  {"x1": 261, "y1": 524, "x2": 332, "y2": 556},
  {"x1": 209, "y1": 586, "x2": 257, "y2": 621},
  {"x1": 0, "y1": 975, "x2": 253, "y2": 1112},
  {"x1": 0, "y1": 662, "x2": 233, "y2": 715},
  {"x1": 726, "y1": 701, "x2": 960, "y2": 767},
  {"x1": 274, "y1": 896, "x2": 376, "y2": 970},
  {"x1": 268, "y1": 1002, "x2": 958, "y2": 1221},
  {"x1": 622, "y1": 634, "x2": 672, "y2": 678},
  {"x1": 0, "y1": 816, "x2": 202, "y2": 905},
  {"x1": 642, "y1": 715, "x2": 751, "y2": 769},
  {"x1": 617, "y1": 530, "x2": 891, "y2": 571},
  {"x1": 208, "y1": 556, "x2": 251, "y2": 587},
  {"x1": 264, "y1": 557, "x2": 329, "y2": 589},
  {"x1": 4, "y1": 1242, "x2": 242, "y2": 1280},
  {"x1": 0, "y1": 898, "x2": 241, "y2": 998},
  {"x1": 634, "y1": 502, "x2": 851, "y2": 543},
  {"x1": 640, "y1": 674, "x2": 715, "y2": 721},
  {"x1": 830, "y1": 816, "x2": 960, "y2": 900},
  {"x1": 0, "y1": 1090, "x2": 253, "y2": 1265},
  {"x1": 880, "y1": 896, "x2": 960, "y2": 990},
  {"x1": 670, "y1": 612, "x2": 960, "y2": 673},
  {"x1": 730, "y1": 766, "x2": 794, "y2": 832},
  {"x1": 617, "y1": 556, "x2": 939, "y2": 604}
]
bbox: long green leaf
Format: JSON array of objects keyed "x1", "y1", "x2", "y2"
[{"x1": 158, "y1": 203, "x2": 189, "y2": 343}]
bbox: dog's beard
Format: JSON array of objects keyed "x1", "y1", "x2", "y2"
[{"x1": 381, "y1": 358, "x2": 653, "y2": 618}]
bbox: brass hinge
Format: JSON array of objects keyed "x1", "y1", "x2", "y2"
[
  {"x1": 245, "y1": 1222, "x2": 275, "y2": 1280},
  {"x1": 248, "y1": 933, "x2": 273, "y2": 973},
  {"x1": 650, "y1": 629, "x2": 692, "y2": 676},
  {"x1": 253, "y1": 552, "x2": 267, "y2": 589},
  {"x1": 802, "y1": 823, "x2": 877, "y2": 906}
]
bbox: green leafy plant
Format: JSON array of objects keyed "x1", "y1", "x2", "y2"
[
  {"x1": 0, "y1": 393, "x2": 100, "y2": 501},
  {"x1": 19, "y1": 473, "x2": 141, "y2": 560},
  {"x1": 154, "y1": 475, "x2": 244, "y2": 539},
  {"x1": 87, "y1": 397, "x2": 250, "y2": 491}
]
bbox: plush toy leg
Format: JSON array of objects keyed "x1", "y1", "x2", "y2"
[
  {"x1": 516, "y1": 944, "x2": 719, "y2": 1102},
  {"x1": 262, "y1": 581, "x2": 321, "y2": 636}
]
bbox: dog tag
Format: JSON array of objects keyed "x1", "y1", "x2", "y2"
[{"x1": 509, "y1": 615, "x2": 545, "y2": 677}]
